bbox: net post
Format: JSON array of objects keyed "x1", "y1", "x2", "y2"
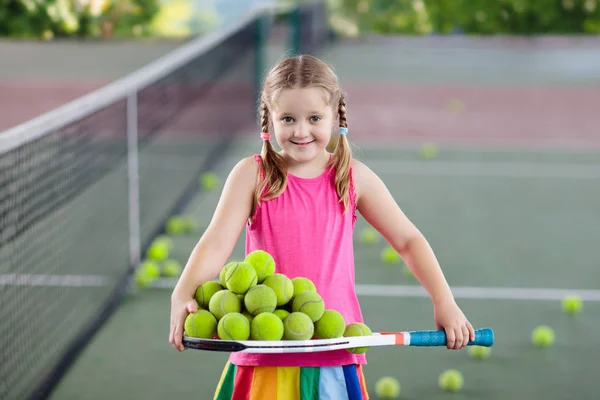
[
  {"x1": 127, "y1": 92, "x2": 141, "y2": 270},
  {"x1": 288, "y1": 4, "x2": 301, "y2": 55},
  {"x1": 254, "y1": 12, "x2": 268, "y2": 110}
]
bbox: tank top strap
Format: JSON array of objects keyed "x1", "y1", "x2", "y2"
[{"x1": 348, "y1": 163, "x2": 358, "y2": 227}]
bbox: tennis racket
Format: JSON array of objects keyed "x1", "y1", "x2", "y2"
[{"x1": 183, "y1": 327, "x2": 493, "y2": 353}]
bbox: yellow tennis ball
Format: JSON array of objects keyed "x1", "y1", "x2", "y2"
[
  {"x1": 291, "y1": 277, "x2": 316, "y2": 297},
  {"x1": 283, "y1": 312, "x2": 314, "y2": 340},
  {"x1": 208, "y1": 289, "x2": 241, "y2": 320},
  {"x1": 134, "y1": 270, "x2": 154, "y2": 288},
  {"x1": 162, "y1": 259, "x2": 182, "y2": 277},
  {"x1": 244, "y1": 250, "x2": 276, "y2": 283},
  {"x1": 273, "y1": 309, "x2": 290, "y2": 321},
  {"x1": 380, "y1": 246, "x2": 401, "y2": 264},
  {"x1": 468, "y1": 345, "x2": 491, "y2": 360},
  {"x1": 139, "y1": 260, "x2": 161, "y2": 278},
  {"x1": 153, "y1": 235, "x2": 173, "y2": 250},
  {"x1": 200, "y1": 172, "x2": 220, "y2": 190},
  {"x1": 562, "y1": 294, "x2": 583, "y2": 315},
  {"x1": 195, "y1": 281, "x2": 223, "y2": 309},
  {"x1": 251, "y1": 312, "x2": 285, "y2": 340},
  {"x1": 358, "y1": 227, "x2": 379, "y2": 244},
  {"x1": 263, "y1": 274, "x2": 294, "y2": 306},
  {"x1": 292, "y1": 291, "x2": 325, "y2": 322},
  {"x1": 438, "y1": 369, "x2": 464, "y2": 392},
  {"x1": 314, "y1": 310, "x2": 346, "y2": 339},
  {"x1": 244, "y1": 284, "x2": 278, "y2": 316},
  {"x1": 218, "y1": 312, "x2": 250, "y2": 340},
  {"x1": 165, "y1": 216, "x2": 188, "y2": 235},
  {"x1": 344, "y1": 322, "x2": 372, "y2": 354},
  {"x1": 420, "y1": 142, "x2": 438, "y2": 159},
  {"x1": 532, "y1": 325, "x2": 555, "y2": 348},
  {"x1": 219, "y1": 262, "x2": 236, "y2": 285},
  {"x1": 184, "y1": 310, "x2": 217, "y2": 338},
  {"x1": 224, "y1": 262, "x2": 258, "y2": 294},
  {"x1": 375, "y1": 376, "x2": 401, "y2": 399}
]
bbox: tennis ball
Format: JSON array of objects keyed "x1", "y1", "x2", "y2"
[
  {"x1": 208, "y1": 289, "x2": 241, "y2": 320},
  {"x1": 224, "y1": 262, "x2": 258, "y2": 294},
  {"x1": 273, "y1": 309, "x2": 290, "y2": 321},
  {"x1": 162, "y1": 259, "x2": 182, "y2": 277},
  {"x1": 200, "y1": 172, "x2": 220, "y2": 190},
  {"x1": 358, "y1": 227, "x2": 379, "y2": 244},
  {"x1": 195, "y1": 281, "x2": 223, "y2": 309},
  {"x1": 468, "y1": 345, "x2": 491, "y2": 360},
  {"x1": 184, "y1": 310, "x2": 217, "y2": 339},
  {"x1": 219, "y1": 262, "x2": 236, "y2": 285},
  {"x1": 181, "y1": 216, "x2": 199, "y2": 232},
  {"x1": 218, "y1": 312, "x2": 250, "y2": 340},
  {"x1": 532, "y1": 325, "x2": 555, "y2": 348},
  {"x1": 375, "y1": 376, "x2": 401, "y2": 399},
  {"x1": 244, "y1": 284, "x2": 278, "y2": 316},
  {"x1": 420, "y1": 142, "x2": 438, "y2": 160},
  {"x1": 314, "y1": 310, "x2": 346, "y2": 339},
  {"x1": 166, "y1": 216, "x2": 188, "y2": 235},
  {"x1": 292, "y1": 291, "x2": 325, "y2": 322},
  {"x1": 244, "y1": 250, "x2": 276, "y2": 283},
  {"x1": 146, "y1": 240, "x2": 169, "y2": 260},
  {"x1": 562, "y1": 294, "x2": 583, "y2": 315},
  {"x1": 251, "y1": 312, "x2": 285, "y2": 340},
  {"x1": 134, "y1": 269, "x2": 154, "y2": 288},
  {"x1": 139, "y1": 260, "x2": 161, "y2": 278},
  {"x1": 344, "y1": 322, "x2": 372, "y2": 354},
  {"x1": 263, "y1": 274, "x2": 294, "y2": 306},
  {"x1": 447, "y1": 98, "x2": 464, "y2": 114},
  {"x1": 380, "y1": 246, "x2": 401, "y2": 265},
  {"x1": 291, "y1": 277, "x2": 317, "y2": 297},
  {"x1": 438, "y1": 369, "x2": 464, "y2": 392},
  {"x1": 153, "y1": 235, "x2": 173, "y2": 250},
  {"x1": 283, "y1": 312, "x2": 314, "y2": 340}
]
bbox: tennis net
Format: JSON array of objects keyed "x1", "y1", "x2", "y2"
[
  {"x1": 0, "y1": 8, "x2": 267, "y2": 400},
  {"x1": 0, "y1": 1, "x2": 332, "y2": 398}
]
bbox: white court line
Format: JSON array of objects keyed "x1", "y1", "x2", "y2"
[
  {"x1": 0, "y1": 274, "x2": 111, "y2": 287},
  {"x1": 367, "y1": 160, "x2": 600, "y2": 179}
]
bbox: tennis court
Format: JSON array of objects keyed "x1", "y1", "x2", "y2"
[{"x1": 2, "y1": 3, "x2": 600, "y2": 400}]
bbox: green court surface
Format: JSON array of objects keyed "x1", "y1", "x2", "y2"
[{"x1": 50, "y1": 141, "x2": 600, "y2": 400}]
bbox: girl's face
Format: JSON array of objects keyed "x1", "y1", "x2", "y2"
[{"x1": 271, "y1": 87, "x2": 335, "y2": 165}]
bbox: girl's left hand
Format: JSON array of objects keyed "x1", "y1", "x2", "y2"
[{"x1": 433, "y1": 299, "x2": 475, "y2": 350}]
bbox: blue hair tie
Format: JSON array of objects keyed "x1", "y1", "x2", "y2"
[{"x1": 339, "y1": 127, "x2": 348, "y2": 136}]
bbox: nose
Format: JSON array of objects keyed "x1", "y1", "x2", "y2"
[{"x1": 294, "y1": 123, "x2": 310, "y2": 139}]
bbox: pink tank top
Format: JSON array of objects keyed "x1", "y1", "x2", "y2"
[{"x1": 229, "y1": 154, "x2": 367, "y2": 367}]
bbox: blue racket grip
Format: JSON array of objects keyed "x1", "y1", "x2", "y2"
[{"x1": 409, "y1": 328, "x2": 494, "y2": 347}]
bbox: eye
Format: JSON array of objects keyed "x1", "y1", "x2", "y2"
[
  {"x1": 310, "y1": 116, "x2": 322, "y2": 122},
  {"x1": 282, "y1": 116, "x2": 294, "y2": 123}
]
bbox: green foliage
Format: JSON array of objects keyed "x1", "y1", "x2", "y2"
[
  {"x1": 324, "y1": 0, "x2": 600, "y2": 35},
  {"x1": 0, "y1": 0, "x2": 159, "y2": 39}
]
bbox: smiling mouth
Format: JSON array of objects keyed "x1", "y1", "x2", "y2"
[{"x1": 290, "y1": 140, "x2": 315, "y2": 146}]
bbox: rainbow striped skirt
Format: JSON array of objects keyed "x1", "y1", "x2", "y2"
[{"x1": 214, "y1": 362, "x2": 369, "y2": 399}]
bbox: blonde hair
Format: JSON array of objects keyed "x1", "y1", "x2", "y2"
[{"x1": 255, "y1": 54, "x2": 352, "y2": 212}]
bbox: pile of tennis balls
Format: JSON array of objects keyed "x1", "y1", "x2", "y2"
[
  {"x1": 134, "y1": 236, "x2": 182, "y2": 288},
  {"x1": 184, "y1": 250, "x2": 372, "y2": 352}
]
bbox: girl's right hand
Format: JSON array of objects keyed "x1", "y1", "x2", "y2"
[{"x1": 169, "y1": 293, "x2": 199, "y2": 351}]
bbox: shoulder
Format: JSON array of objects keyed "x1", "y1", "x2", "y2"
[
  {"x1": 227, "y1": 156, "x2": 260, "y2": 184},
  {"x1": 350, "y1": 159, "x2": 378, "y2": 201}
]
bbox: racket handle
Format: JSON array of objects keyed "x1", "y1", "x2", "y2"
[{"x1": 409, "y1": 328, "x2": 494, "y2": 347}]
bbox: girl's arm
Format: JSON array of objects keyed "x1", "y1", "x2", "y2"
[
  {"x1": 169, "y1": 157, "x2": 257, "y2": 351},
  {"x1": 352, "y1": 159, "x2": 474, "y2": 349},
  {"x1": 173, "y1": 156, "x2": 257, "y2": 298}
]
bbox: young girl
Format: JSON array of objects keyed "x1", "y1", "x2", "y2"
[{"x1": 169, "y1": 54, "x2": 474, "y2": 399}]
